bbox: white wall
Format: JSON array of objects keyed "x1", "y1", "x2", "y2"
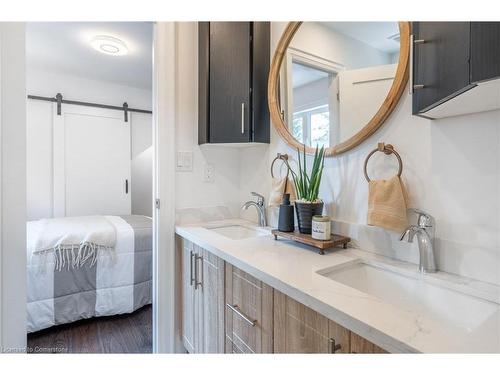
[
  {"x1": 0, "y1": 22, "x2": 27, "y2": 351},
  {"x1": 294, "y1": 77, "x2": 330, "y2": 112},
  {"x1": 26, "y1": 99, "x2": 53, "y2": 219},
  {"x1": 290, "y1": 22, "x2": 392, "y2": 70},
  {"x1": 26, "y1": 69, "x2": 152, "y2": 220},
  {"x1": 131, "y1": 112, "x2": 153, "y2": 217},
  {"x1": 27, "y1": 68, "x2": 152, "y2": 110},
  {"x1": 174, "y1": 23, "x2": 245, "y2": 222},
  {"x1": 173, "y1": 22, "x2": 500, "y2": 286},
  {"x1": 238, "y1": 22, "x2": 500, "y2": 286},
  {"x1": 132, "y1": 146, "x2": 153, "y2": 216}
]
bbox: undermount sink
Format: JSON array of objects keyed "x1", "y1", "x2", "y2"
[
  {"x1": 208, "y1": 225, "x2": 268, "y2": 240},
  {"x1": 318, "y1": 260, "x2": 499, "y2": 332}
]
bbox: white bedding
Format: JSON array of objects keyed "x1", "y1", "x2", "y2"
[{"x1": 27, "y1": 215, "x2": 152, "y2": 333}]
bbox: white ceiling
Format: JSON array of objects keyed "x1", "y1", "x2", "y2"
[
  {"x1": 321, "y1": 22, "x2": 400, "y2": 54},
  {"x1": 26, "y1": 22, "x2": 153, "y2": 90},
  {"x1": 292, "y1": 62, "x2": 329, "y2": 88}
]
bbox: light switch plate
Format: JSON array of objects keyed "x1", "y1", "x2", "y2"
[{"x1": 176, "y1": 151, "x2": 193, "y2": 172}]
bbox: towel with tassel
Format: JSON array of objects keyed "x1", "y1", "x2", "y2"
[
  {"x1": 367, "y1": 175, "x2": 408, "y2": 232},
  {"x1": 268, "y1": 177, "x2": 296, "y2": 207},
  {"x1": 28, "y1": 215, "x2": 116, "y2": 271}
]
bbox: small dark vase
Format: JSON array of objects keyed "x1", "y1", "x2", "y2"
[{"x1": 295, "y1": 201, "x2": 324, "y2": 234}]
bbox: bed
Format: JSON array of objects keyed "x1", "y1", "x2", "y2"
[{"x1": 27, "y1": 215, "x2": 152, "y2": 333}]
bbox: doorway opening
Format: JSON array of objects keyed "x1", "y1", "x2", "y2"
[{"x1": 25, "y1": 22, "x2": 154, "y2": 353}]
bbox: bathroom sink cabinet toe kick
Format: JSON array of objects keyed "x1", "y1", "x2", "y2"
[{"x1": 178, "y1": 236, "x2": 387, "y2": 354}]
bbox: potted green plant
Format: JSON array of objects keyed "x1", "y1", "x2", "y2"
[{"x1": 290, "y1": 145, "x2": 325, "y2": 234}]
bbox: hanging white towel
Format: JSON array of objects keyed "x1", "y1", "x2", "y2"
[{"x1": 268, "y1": 177, "x2": 296, "y2": 207}]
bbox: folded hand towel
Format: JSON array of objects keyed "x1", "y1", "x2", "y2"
[
  {"x1": 367, "y1": 175, "x2": 408, "y2": 233},
  {"x1": 268, "y1": 177, "x2": 296, "y2": 207},
  {"x1": 28, "y1": 215, "x2": 117, "y2": 270}
]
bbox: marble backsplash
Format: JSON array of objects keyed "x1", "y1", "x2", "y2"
[
  {"x1": 176, "y1": 205, "x2": 235, "y2": 225},
  {"x1": 177, "y1": 205, "x2": 499, "y2": 287}
]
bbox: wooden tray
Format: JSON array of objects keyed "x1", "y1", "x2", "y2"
[{"x1": 271, "y1": 229, "x2": 351, "y2": 255}]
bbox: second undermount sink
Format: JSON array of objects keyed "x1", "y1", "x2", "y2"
[
  {"x1": 208, "y1": 225, "x2": 268, "y2": 240},
  {"x1": 318, "y1": 260, "x2": 500, "y2": 332}
]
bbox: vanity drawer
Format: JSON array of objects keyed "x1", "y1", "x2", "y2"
[
  {"x1": 274, "y1": 290, "x2": 351, "y2": 353},
  {"x1": 350, "y1": 332, "x2": 388, "y2": 354},
  {"x1": 224, "y1": 263, "x2": 273, "y2": 353}
]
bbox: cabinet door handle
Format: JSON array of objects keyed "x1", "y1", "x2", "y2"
[
  {"x1": 329, "y1": 338, "x2": 342, "y2": 354},
  {"x1": 125, "y1": 179, "x2": 129, "y2": 194},
  {"x1": 189, "y1": 251, "x2": 195, "y2": 286},
  {"x1": 241, "y1": 102, "x2": 245, "y2": 134},
  {"x1": 194, "y1": 254, "x2": 203, "y2": 289},
  {"x1": 226, "y1": 303, "x2": 257, "y2": 327},
  {"x1": 409, "y1": 34, "x2": 426, "y2": 94}
]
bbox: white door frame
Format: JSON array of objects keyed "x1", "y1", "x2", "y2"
[
  {"x1": 152, "y1": 22, "x2": 177, "y2": 353},
  {"x1": 0, "y1": 21, "x2": 177, "y2": 353},
  {"x1": 0, "y1": 22, "x2": 27, "y2": 352},
  {"x1": 284, "y1": 47, "x2": 345, "y2": 127}
]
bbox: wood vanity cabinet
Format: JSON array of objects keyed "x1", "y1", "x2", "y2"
[
  {"x1": 350, "y1": 332, "x2": 387, "y2": 354},
  {"x1": 179, "y1": 236, "x2": 388, "y2": 354},
  {"x1": 198, "y1": 22, "x2": 270, "y2": 145},
  {"x1": 274, "y1": 290, "x2": 351, "y2": 353},
  {"x1": 412, "y1": 22, "x2": 500, "y2": 119},
  {"x1": 224, "y1": 263, "x2": 274, "y2": 353},
  {"x1": 273, "y1": 290, "x2": 386, "y2": 354},
  {"x1": 180, "y1": 238, "x2": 225, "y2": 353}
]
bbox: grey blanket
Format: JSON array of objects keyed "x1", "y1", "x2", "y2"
[{"x1": 27, "y1": 215, "x2": 152, "y2": 333}]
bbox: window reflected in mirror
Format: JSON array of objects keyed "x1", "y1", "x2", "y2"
[
  {"x1": 280, "y1": 22, "x2": 401, "y2": 150},
  {"x1": 291, "y1": 62, "x2": 335, "y2": 148}
]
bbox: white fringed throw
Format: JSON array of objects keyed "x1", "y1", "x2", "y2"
[{"x1": 28, "y1": 216, "x2": 117, "y2": 271}]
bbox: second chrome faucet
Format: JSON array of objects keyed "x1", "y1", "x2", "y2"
[
  {"x1": 400, "y1": 208, "x2": 437, "y2": 273},
  {"x1": 242, "y1": 192, "x2": 267, "y2": 227}
]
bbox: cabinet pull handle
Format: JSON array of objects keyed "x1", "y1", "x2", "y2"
[
  {"x1": 194, "y1": 254, "x2": 203, "y2": 289},
  {"x1": 409, "y1": 34, "x2": 426, "y2": 94},
  {"x1": 329, "y1": 338, "x2": 342, "y2": 354},
  {"x1": 241, "y1": 102, "x2": 245, "y2": 134},
  {"x1": 226, "y1": 303, "x2": 257, "y2": 327},
  {"x1": 189, "y1": 251, "x2": 195, "y2": 286}
]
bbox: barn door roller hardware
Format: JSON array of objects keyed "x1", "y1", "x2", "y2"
[
  {"x1": 123, "y1": 102, "x2": 129, "y2": 122},
  {"x1": 56, "y1": 93, "x2": 63, "y2": 115},
  {"x1": 27, "y1": 93, "x2": 152, "y2": 122}
]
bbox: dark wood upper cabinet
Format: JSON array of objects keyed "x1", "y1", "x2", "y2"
[
  {"x1": 412, "y1": 22, "x2": 500, "y2": 119},
  {"x1": 198, "y1": 22, "x2": 270, "y2": 144},
  {"x1": 470, "y1": 22, "x2": 500, "y2": 83},
  {"x1": 412, "y1": 22, "x2": 472, "y2": 114}
]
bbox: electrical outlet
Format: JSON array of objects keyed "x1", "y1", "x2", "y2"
[{"x1": 203, "y1": 163, "x2": 214, "y2": 182}]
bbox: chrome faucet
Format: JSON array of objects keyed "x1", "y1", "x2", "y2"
[
  {"x1": 242, "y1": 192, "x2": 267, "y2": 227},
  {"x1": 399, "y1": 208, "x2": 437, "y2": 273}
]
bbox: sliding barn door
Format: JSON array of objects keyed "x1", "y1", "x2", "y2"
[{"x1": 53, "y1": 104, "x2": 131, "y2": 217}]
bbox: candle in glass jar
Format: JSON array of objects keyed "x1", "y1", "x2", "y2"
[{"x1": 311, "y1": 215, "x2": 331, "y2": 240}]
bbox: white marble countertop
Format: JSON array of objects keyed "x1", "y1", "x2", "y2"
[{"x1": 175, "y1": 219, "x2": 500, "y2": 353}]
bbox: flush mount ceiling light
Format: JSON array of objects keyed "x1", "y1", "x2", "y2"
[{"x1": 90, "y1": 35, "x2": 128, "y2": 56}]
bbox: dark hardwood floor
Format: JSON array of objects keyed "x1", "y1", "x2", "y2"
[{"x1": 27, "y1": 304, "x2": 152, "y2": 354}]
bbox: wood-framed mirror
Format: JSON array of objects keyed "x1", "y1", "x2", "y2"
[{"x1": 268, "y1": 22, "x2": 410, "y2": 156}]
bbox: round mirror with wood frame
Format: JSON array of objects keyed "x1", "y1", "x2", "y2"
[{"x1": 268, "y1": 22, "x2": 411, "y2": 156}]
